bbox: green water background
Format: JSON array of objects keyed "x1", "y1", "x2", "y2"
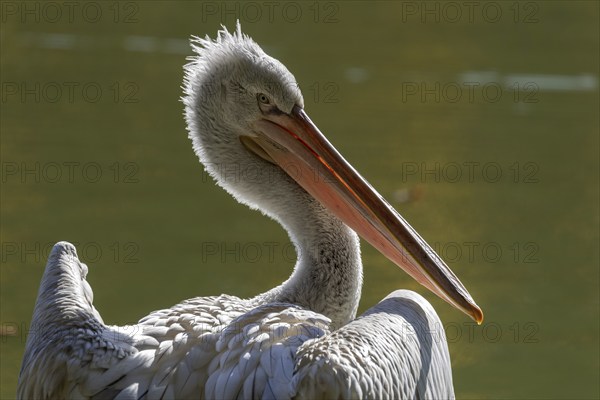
[{"x1": 1, "y1": 1, "x2": 598, "y2": 398}]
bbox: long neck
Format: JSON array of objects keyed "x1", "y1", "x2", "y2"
[
  {"x1": 251, "y1": 195, "x2": 363, "y2": 330},
  {"x1": 187, "y1": 110, "x2": 363, "y2": 329}
]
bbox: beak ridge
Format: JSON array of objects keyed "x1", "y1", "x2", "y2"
[{"x1": 245, "y1": 105, "x2": 483, "y2": 324}]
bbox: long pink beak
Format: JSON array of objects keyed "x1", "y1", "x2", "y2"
[{"x1": 245, "y1": 105, "x2": 483, "y2": 323}]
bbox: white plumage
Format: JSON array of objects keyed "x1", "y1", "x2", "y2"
[
  {"x1": 19, "y1": 243, "x2": 453, "y2": 399},
  {"x1": 18, "y1": 23, "x2": 481, "y2": 399}
]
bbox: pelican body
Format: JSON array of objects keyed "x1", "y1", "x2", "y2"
[{"x1": 18, "y1": 24, "x2": 482, "y2": 399}]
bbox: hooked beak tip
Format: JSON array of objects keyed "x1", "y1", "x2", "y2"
[{"x1": 471, "y1": 304, "x2": 484, "y2": 325}]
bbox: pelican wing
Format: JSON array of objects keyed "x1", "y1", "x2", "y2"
[
  {"x1": 204, "y1": 291, "x2": 455, "y2": 400},
  {"x1": 205, "y1": 304, "x2": 330, "y2": 399},
  {"x1": 17, "y1": 242, "x2": 249, "y2": 399},
  {"x1": 291, "y1": 290, "x2": 455, "y2": 400},
  {"x1": 19, "y1": 242, "x2": 455, "y2": 400}
]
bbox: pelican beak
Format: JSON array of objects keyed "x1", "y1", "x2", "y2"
[{"x1": 244, "y1": 105, "x2": 483, "y2": 324}]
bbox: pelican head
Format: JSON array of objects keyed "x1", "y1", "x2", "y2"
[
  {"x1": 183, "y1": 23, "x2": 483, "y2": 324},
  {"x1": 183, "y1": 23, "x2": 310, "y2": 215}
]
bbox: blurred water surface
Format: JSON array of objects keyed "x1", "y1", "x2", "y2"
[{"x1": 1, "y1": 2, "x2": 598, "y2": 398}]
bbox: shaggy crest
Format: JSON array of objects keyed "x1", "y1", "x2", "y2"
[
  {"x1": 183, "y1": 21, "x2": 263, "y2": 96},
  {"x1": 182, "y1": 21, "x2": 302, "y2": 111}
]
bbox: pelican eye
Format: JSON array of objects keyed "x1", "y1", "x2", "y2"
[{"x1": 257, "y1": 93, "x2": 270, "y2": 105}]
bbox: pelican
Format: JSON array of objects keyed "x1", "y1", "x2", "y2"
[{"x1": 18, "y1": 24, "x2": 483, "y2": 399}]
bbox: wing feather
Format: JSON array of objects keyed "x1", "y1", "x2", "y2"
[
  {"x1": 205, "y1": 303, "x2": 330, "y2": 400},
  {"x1": 20, "y1": 243, "x2": 456, "y2": 400},
  {"x1": 18, "y1": 242, "x2": 250, "y2": 399},
  {"x1": 292, "y1": 290, "x2": 455, "y2": 400}
]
